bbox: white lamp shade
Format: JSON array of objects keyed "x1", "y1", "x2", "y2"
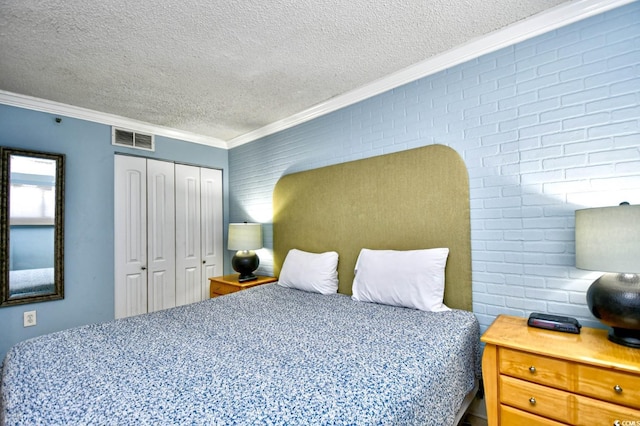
[
  {"x1": 575, "y1": 205, "x2": 640, "y2": 274},
  {"x1": 228, "y1": 223, "x2": 262, "y2": 251}
]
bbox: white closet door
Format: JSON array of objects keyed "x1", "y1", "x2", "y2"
[
  {"x1": 200, "y1": 168, "x2": 223, "y2": 300},
  {"x1": 114, "y1": 156, "x2": 148, "y2": 319},
  {"x1": 175, "y1": 164, "x2": 202, "y2": 306},
  {"x1": 146, "y1": 159, "x2": 176, "y2": 312}
]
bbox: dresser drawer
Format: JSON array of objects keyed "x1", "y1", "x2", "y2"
[
  {"x1": 500, "y1": 375, "x2": 573, "y2": 424},
  {"x1": 500, "y1": 405, "x2": 567, "y2": 426},
  {"x1": 209, "y1": 281, "x2": 240, "y2": 296},
  {"x1": 576, "y1": 392, "x2": 640, "y2": 426},
  {"x1": 576, "y1": 364, "x2": 640, "y2": 410},
  {"x1": 500, "y1": 348, "x2": 571, "y2": 390}
]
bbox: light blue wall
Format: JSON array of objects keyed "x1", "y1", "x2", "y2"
[
  {"x1": 229, "y1": 3, "x2": 640, "y2": 333},
  {"x1": 0, "y1": 105, "x2": 229, "y2": 359}
]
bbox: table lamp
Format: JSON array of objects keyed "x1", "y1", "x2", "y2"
[
  {"x1": 228, "y1": 223, "x2": 262, "y2": 282},
  {"x1": 575, "y1": 203, "x2": 640, "y2": 347}
]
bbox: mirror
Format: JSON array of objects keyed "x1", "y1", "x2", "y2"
[{"x1": 1, "y1": 147, "x2": 65, "y2": 307}]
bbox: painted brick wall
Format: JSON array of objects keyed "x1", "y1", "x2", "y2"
[{"x1": 229, "y1": 2, "x2": 640, "y2": 332}]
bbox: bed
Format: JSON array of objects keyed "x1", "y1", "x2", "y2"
[{"x1": 1, "y1": 144, "x2": 479, "y2": 425}]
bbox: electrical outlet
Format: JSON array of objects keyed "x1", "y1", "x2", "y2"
[{"x1": 23, "y1": 310, "x2": 37, "y2": 327}]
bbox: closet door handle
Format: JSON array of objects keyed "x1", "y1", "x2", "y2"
[{"x1": 141, "y1": 266, "x2": 147, "y2": 271}]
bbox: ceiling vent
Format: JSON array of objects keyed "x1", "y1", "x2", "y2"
[{"x1": 112, "y1": 127, "x2": 155, "y2": 151}]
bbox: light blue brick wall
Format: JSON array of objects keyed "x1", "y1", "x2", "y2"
[{"x1": 229, "y1": 2, "x2": 640, "y2": 332}]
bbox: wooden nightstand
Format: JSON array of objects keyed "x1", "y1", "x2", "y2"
[
  {"x1": 209, "y1": 274, "x2": 277, "y2": 298},
  {"x1": 481, "y1": 315, "x2": 640, "y2": 426}
]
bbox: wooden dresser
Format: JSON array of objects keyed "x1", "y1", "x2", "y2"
[
  {"x1": 481, "y1": 315, "x2": 640, "y2": 426},
  {"x1": 209, "y1": 274, "x2": 277, "y2": 298}
]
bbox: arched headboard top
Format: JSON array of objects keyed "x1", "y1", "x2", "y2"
[{"x1": 273, "y1": 144, "x2": 471, "y2": 311}]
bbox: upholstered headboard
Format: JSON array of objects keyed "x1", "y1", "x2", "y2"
[{"x1": 273, "y1": 144, "x2": 471, "y2": 311}]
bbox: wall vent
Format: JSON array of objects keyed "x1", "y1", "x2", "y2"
[{"x1": 112, "y1": 127, "x2": 155, "y2": 151}]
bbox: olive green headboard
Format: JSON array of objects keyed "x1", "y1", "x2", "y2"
[{"x1": 273, "y1": 144, "x2": 471, "y2": 311}]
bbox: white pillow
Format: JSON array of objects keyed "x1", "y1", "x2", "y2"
[
  {"x1": 278, "y1": 249, "x2": 339, "y2": 294},
  {"x1": 352, "y1": 248, "x2": 450, "y2": 312}
]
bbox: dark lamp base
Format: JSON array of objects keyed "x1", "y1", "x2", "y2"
[
  {"x1": 609, "y1": 328, "x2": 640, "y2": 349},
  {"x1": 587, "y1": 272, "x2": 640, "y2": 349},
  {"x1": 237, "y1": 273, "x2": 258, "y2": 282},
  {"x1": 231, "y1": 250, "x2": 260, "y2": 283}
]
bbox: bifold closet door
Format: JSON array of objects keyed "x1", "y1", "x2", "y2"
[
  {"x1": 146, "y1": 159, "x2": 176, "y2": 312},
  {"x1": 116, "y1": 156, "x2": 223, "y2": 317},
  {"x1": 199, "y1": 167, "x2": 223, "y2": 300},
  {"x1": 175, "y1": 164, "x2": 201, "y2": 306},
  {"x1": 115, "y1": 156, "x2": 176, "y2": 319},
  {"x1": 114, "y1": 156, "x2": 148, "y2": 319},
  {"x1": 175, "y1": 165, "x2": 223, "y2": 305}
]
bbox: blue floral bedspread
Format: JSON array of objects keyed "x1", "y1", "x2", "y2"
[{"x1": 1, "y1": 284, "x2": 480, "y2": 425}]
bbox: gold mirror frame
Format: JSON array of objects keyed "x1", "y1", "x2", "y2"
[{"x1": 0, "y1": 147, "x2": 65, "y2": 307}]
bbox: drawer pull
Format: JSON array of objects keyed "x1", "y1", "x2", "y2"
[
  {"x1": 614, "y1": 384, "x2": 623, "y2": 393},
  {"x1": 529, "y1": 366, "x2": 536, "y2": 374},
  {"x1": 529, "y1": 397, "x2": 536, "y2": 405}
]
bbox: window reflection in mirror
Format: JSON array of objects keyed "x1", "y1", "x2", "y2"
[{"x1": 1, "y1": 147, "x2": 65, "y2": 307}]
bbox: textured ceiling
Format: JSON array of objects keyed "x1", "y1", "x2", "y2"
[{"x1": 0, "y1": 0, "x2": 572, "y2": 144}]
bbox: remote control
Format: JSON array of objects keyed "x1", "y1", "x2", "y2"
[{"x1": 527, "y1": 312, "x2": 581, "y2": 334}]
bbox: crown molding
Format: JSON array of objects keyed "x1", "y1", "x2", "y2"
[
  {"x1": 0, "y1": 90, "x2": 228, "y2": 149},
  {"x1": 227, "y1": 0, "x2": 635, "y2": 148}
]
